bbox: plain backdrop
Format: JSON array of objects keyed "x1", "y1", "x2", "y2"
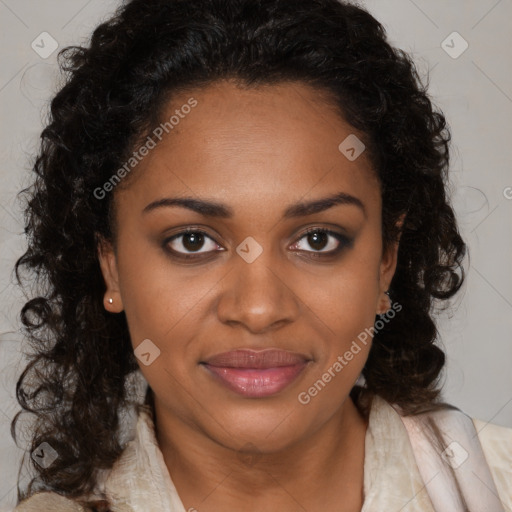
[{"x1": 1, "y1": 0, "x2": 511, "y2": 510}]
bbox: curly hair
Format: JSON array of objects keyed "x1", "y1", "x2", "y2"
[{"x1": 11, "y1": 0, "x2": 466, "y2": 506}]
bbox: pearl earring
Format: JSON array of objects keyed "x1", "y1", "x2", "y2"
[{"x1": 108, "y1": 298, "x2": 113, "y2": 304}]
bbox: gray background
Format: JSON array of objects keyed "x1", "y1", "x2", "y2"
[{"x1": 1, "y1": 0, "x2": 511, "y2": 509}]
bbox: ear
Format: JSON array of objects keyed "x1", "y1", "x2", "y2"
[
  {"x1": 97, "y1": 236, "x2": 124, "y2": 313},
  {"x1": 376, "y1": 214, "x2": 405, "y2": 314}
]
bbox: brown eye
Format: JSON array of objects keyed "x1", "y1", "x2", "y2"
[
  {"x1": 182, "y1": 232, "x2": 205, "y2": 251},
  {"x1": 306, "y1": 231, "x2": 329, "y2": 251},
  {"x1": 164, "y1": 229, "x2": 221, "y2": 257},
  {"x1": 291, "y1": 228, "x2": 353, "y2": 255}
]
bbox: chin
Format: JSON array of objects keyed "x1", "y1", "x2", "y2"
[{"x1": 207, "y1": 399, "x2": 312, "y2": 453}]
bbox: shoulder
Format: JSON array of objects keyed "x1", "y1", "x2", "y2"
[
  {"x1": 393, "y1": 399, "x2": 511, "y2": 509},
  {"x1": 13, "y1": 491, "x2": 88, "y2": 511},
  {"x1": 473, "y1": 417, "x2": 512, "y2": 461},
  {"x1": 473, "y1": 417, "x2": 512, "y2": 509}
]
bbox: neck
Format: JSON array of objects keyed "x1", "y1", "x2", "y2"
[{"x1": 154, "y1": 394, "x2": 368, "y2": 512}]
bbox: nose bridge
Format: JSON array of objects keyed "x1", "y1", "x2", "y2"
[{"x1": 216, "y1": 240, "x2": 298, "y2": 332}]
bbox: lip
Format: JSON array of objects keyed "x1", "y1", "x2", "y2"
[{"x1": 201, "y1": 349, "x2": 311, "y2": 398}]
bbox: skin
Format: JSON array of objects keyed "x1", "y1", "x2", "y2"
[{"x1": 98, "y1": 79, "x2": 400, "y2": 512}]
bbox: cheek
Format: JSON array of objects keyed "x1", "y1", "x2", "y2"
[
  {"x1": 300, "y1": 248, "x2": 382, "y2": 395},
  {"x1": 114, "y1": 234, "x2": 208, "y2": 352},
  {"x1": 313, "y1": 253, "x2": 381, "y2": 339},
  {"x1": 310, "y1": 283, "x2": 376, "y2": 380},
  {"x1": 115, "y1": 243, "x2": 210, "y2": 408},
  {"x1": 296, "y1": 262, "x2": 379, "y2": 413}
]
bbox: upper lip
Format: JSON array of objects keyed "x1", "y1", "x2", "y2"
[{"x1": 202, "y1": 349, "x2": 310, "y2": 369}]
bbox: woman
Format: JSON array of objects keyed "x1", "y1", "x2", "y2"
[{"x1": 10, "y1": 0, "x2": 512, "y2": 511}]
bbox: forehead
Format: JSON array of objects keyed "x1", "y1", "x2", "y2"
[{"x1": 116, "y1": 80, "x2": 380, "y2": 217}]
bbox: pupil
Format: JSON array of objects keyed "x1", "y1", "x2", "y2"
[
  {"x1": 183, "y1": 232, "x2": 204, "y2": 252},
  {"x1": 308, "y1": 231, "x2": 327, "y2": 251}
]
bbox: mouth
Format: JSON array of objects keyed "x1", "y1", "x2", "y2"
[{"x1": 200, "y1": 349, "x2": 311, "y2": 398}]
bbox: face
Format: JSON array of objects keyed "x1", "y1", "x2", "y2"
[{"x1": 98, "y1": 79, "x2": 399, "y2": 453}]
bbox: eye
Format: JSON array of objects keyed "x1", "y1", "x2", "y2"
[
  {"x1": 290, "y1": 228, "x2": 353, "y2": 255},
  {"x1": 163, "y1": 229, "x2": 222, "y2": 259},
  {"x1": 163, "y1": 227, "x2": 353, "y2": 262}
]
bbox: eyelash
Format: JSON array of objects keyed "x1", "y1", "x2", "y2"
[{"x1": 162, "y1": 227, "x2": 353, "y2": 262}]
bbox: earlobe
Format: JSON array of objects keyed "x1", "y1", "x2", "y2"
[
  {"x1": 97, "y1": 237, "x2": 124, "y2": 313},
  {"x1": 376, "y1": 243, "x2": 399, "y2": 315},
  {"x1": 377, "y1": 290, "x2": 392, "y2": 315}
]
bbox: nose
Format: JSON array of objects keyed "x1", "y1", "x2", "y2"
[{"x1": 216, "y1": 247, "x2": 300, "y2": 334}]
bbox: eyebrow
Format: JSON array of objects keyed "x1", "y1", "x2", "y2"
[{"x1": 142, "y1": 191, "x2": 366, "y2": 219}]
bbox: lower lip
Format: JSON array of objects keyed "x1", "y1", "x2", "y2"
[{"x1": 202, "y1": 363, "x2": 308, "y2": 398}]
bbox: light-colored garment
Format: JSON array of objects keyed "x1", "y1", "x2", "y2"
[{"x1": 13, "y1": 394, "x2": 512, "y2": 511}]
